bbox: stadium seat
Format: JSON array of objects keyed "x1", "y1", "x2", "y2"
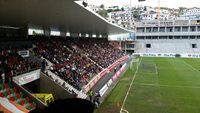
[
  {"x1": 23, "y1": 98, "x2": 27, "y2": 104},
  {"x1": 16, "y1": 93, "x2": 21, "y2": 99},
  {"x1": 29, "y1": 103, "x2": 33, "y2": 107},
  {"x1": 27, "y1": 105, "x2": 31, "y2": 110},
  {"x1": 13, "y1": 87, "x2": 17, "y2": 92},
  {"x1": 4, "y1": 83, "x2": 8, "y2": 89},
  {"x1": 8, "y1": 84, "x2": 12, "y2": 88},
  {"x1": 3, "y1": 92, "x2": 8, "y2": 97},
  {"x1": 13, "y1": 95, "x2": 18, "y2": 100},
  {"x1": 32, "y1": 102, "x2": 36, "y2": 107},
  {"x1": 26, "y1": 97, "x2": 30, "y2": 102},
  {"x1": 19, "y1": 99, "x2": 24, "y2": 105},
  {"x1": 7, "y1": 90, "x2": 11, "y2": 95},
  {"x1": 10, "y1": 88, "x2": 15, "y2": 94},
  {"x1": 9, "y1": 96, "x2": 15, "y2": 101},
  {"x1": 20, "y1": 92, "x2": 24, "y2": 97},
  {"x1": 0, "y1": 84, "x2": 3, "y2": 90},
  {"x1": 0, "y1": 93, "x2": 4, "y2": 97}
]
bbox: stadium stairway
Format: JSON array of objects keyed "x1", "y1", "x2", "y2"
[
  {"x1": 86, "y1": 57, "x2": 104, "y2": 70},
  {"x1": 46, "y1": 70, "x2": 87, "y2": 99},
  {"x1": 65, "y1": 45, "x2": 74, "y2": 53},
  {"x1": 41, "y1": 56, "x2": 53, "y2": 70}
]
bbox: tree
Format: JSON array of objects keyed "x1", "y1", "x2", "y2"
[
  {"x1": 160, "y1": 7, "x2": 169, "y2": 10},
  {"x1": 121, "y1": 7, "x2": 124, "y2": 11},
  {"x1": 100, "y1": 4, "x2": 105, "y2": 9},
  {"x1": 178, "y1": 7, "x2": 186, "y2": 15},
  {"x1": 133, "y1": 10, "x2": 140, "y2": 21},
  {"x1": 107, "y1": 9, "x2": 113, "y2": 13},
  {"x1": 114, "y1": 9, "x2": 120, "y2": 12},
  {"x1": 98, "y1": 9, "x2": 108, "y2": 18}
]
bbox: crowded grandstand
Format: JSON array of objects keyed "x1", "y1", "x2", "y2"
[
  {"x1": 0, "y1": 0, "x2": 131, "y2": 112},
  {"x1": 0, "y1": 0, "x2": 200, "y2": 113}
]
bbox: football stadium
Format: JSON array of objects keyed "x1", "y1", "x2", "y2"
[{"x1": 0, "y1": 0, "x2": 200, "y2": 113}]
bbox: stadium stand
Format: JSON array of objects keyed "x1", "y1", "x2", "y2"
[
  {"x1": 0, "y1": 49, "x2": 40, "y2": 83},
  {"x1": 0, "y1": 1, "x2": 132, "y2": 112},
  {"x1": 0, "y1": 82, "x2": 36, "y2": 111},
  {"x1": 75, "y1": 38, "x2": 126, "y2": 68},
  {"x1": 32, "y1": 37, "x2": 126, "y2": 90}
]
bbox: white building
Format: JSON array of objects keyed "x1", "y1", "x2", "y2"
[
  {"x1": 88, "y1": 4, "x2": 101, "y2": 12},
  {"x1": 139, "y1": 6, "x2": 175, "y2": 20},
  {"x1": 106, "y1": 6, "x2": 120, "y2": 10},
  {"x1": 107, "y1": 10, "x2": 135, "y2": 30},
  {"x1": 135, "y1": 20, "x2": 200, "y2": 54},
  {"x1": 179, "y1": 7, "x2": 200, "y2": 20}
]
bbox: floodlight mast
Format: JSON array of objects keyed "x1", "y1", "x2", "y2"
[{"x1": 127, "y1": 0, "x2": 146, "y2": 54}]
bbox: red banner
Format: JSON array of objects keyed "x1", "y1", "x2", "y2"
[{"x1": 83, "y1": 55, "x2": 129, "y2": 93}]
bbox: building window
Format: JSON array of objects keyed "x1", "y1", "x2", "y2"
[
  {"x1": 182, "y1": 27, "x2": 189, "y2": 32},
  {"x1": 159, "y1": 27, "x2": 165, "y2": 32},
  {"x1": 175, "y1": 27, "x2": 181, "y2": 32},
  {"x1": 182, "y1": 36, "x2": 188, "y2": 39},
  {"x1": 146, "y1": 36, "x2": 151, "y2": 39},
  {"x1": 190, "y1": 36, "x2": 195, "y2": 39},
  {"x1": 168, "y1": 36, "x2": 173, "y2": 39},
  {"x1": 192, "y1": 44, "x2": 197, "y2": 48},
  {"x1": 174, "y1": 36, "x2": 180, "y2": 39},
  {"x1": 198, "y1": 26, "x2": 200, "y2": 31},
  {"x1": 190, "y1": 26, "x2": 196, "y2": 32},
  {"x1": 137, "y1": 36, "x2": 145, "y2": 39},
  {"x1": 167, "y1": 27, "x2": 173, "y2": 32},
  {"x1": 146, "y1": 44, "x2": 151, "y2": 48},
  {"x1": 153, "y1": 28, "x2": 158, "y2": 32}
]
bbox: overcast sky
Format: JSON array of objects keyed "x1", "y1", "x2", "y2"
[{"x1": 87, "y1": 0, "x2": 200, "y2": 8}]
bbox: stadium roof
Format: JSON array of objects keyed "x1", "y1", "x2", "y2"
[{"x1": 0, "y1": 0, "x2": 132, "y2": 35}]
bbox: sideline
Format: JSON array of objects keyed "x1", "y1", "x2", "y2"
[
  {"x1": 133, "y1": 83, "x2": 200, "y2": 89},
  {"x1": 120, "y1": 57, "x2": 142, "y2": 113}
]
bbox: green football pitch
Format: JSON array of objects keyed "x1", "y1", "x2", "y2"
[{"x1": 95, "y1": 57, "x2": 200, "y2": 113}]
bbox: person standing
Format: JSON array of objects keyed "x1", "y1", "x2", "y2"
[
  {"x1": 72, "y1": 90, "x2": 77, "y2": 98},
  {"x1": 41, "y1": 59, "x2": 47, "y2": 72},
  {"x1": 1, "y1": 72, "x2": 5, "y2": 84},
  {"x1": 114, "y1": 67, "x2": 117, "y2": 73},
  {"x1": 7, "y1": 66, "x2": 13, "y2": 85},
  {"x1": 93, "y1": 92, "x2": 101, "y2": 108},
  {"x1": 88, "y1": 90, "x2": 93, "y2": 102}
]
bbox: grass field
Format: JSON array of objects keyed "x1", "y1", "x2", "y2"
[{"x1": 95, "y1": 57, "x2": 200, "y2": 113}]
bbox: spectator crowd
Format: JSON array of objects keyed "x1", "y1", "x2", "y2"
[
  {"x1": 76, "y1": 38, "x2": 125, "y2": 68},
  {"x1": 33, "y1": 37, "x2": 125, "y2": 90},
  {"x1": 33, "y1": 38, "x2": 102, "y2": 90},
  {"x1": 0, "y1": 49, "x2": 40, "y2": 83},
  {"x1": 0, "y1": 37, "x2": 126, "y2": 91}
]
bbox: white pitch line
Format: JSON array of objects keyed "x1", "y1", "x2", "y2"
[
  {"x1": 121, "y1": 108, "x2": 129, "y2": 113},
  {"x1": 133, "y1": 83, "x2": 200, "y2": 89},
  {"x1": 182, "y1": 60, "x2": 200, "y2": 72},
  {"x1": 154, "y1": 64, "x2": 158, "y2": 75},
  {"x1": 120, "y1": 58, "x2": 142, "y2": 113}
]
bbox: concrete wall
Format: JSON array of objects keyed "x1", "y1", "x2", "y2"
[
  {"x1": 37, "y1": 73, "x2": 73, "y2": 100},
  {"x1": 135, "y1": 39, "x2": 200, "y2": 54}
]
